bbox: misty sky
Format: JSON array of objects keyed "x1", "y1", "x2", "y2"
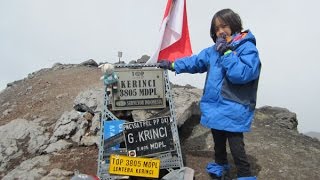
[{"x1": 0, "y1": 0, "x2": 319, "y2": 133}]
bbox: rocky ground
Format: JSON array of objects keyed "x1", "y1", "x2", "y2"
[{"x1": 1, "y1": 61, "x2": 320, "y2": 180}]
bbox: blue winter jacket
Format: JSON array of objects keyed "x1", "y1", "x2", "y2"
[{"x1": 174, "y1": 30, "x2": 261, "y2": 132}]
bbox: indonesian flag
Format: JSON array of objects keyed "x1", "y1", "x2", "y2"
[{"x1": 146, "y1": 0, "x2": 192, "y2": 64}]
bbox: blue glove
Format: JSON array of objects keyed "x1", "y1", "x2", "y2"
[
  {"x1": 158, "y1": 60, "x2": 174, "y2": 71},
  {"x1": 215, "y1": 35, "x2": 229, "y2": 55}
]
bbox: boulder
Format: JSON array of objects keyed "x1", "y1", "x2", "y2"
[
  {"x1": 0, "y1": 119, "x2": 49, "y2": 172},
  {"x1": 3, "y1": 155, "x2": 51, "y2": 180},
  {"x1": 80, "y1": 59, "x2": 98, "y2": 67}
]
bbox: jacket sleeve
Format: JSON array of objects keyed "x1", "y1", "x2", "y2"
[
  {"x1": 221, "y1": 41, "x2": 261, "y2": 84},
  {"x1": 174, "y1": 47, "x2": 212, "y2": 74}
]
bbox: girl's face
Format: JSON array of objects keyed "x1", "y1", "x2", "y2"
[{"x1": 214, "y1": 18, "x2": 232, "y2": 39}]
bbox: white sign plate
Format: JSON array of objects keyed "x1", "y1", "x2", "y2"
[{"x1": 111, "y1": 68, "x2": 166, "y2": 110}]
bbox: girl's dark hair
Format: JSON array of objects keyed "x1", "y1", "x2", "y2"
[{"x1": 210, "y1": 9, "x2": 243, "y2": 42}]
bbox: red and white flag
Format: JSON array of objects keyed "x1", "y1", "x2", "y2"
[{"x1": 146, "y1": 0, "x2": 192, "y2": 64}]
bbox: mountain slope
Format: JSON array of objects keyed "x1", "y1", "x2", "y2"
[
  {"x1": 0, "y1": 63, "x2": 320, "y2": 179},
  {"x1": 305, "y1": 131, "x2": 320, "y2": 140}
]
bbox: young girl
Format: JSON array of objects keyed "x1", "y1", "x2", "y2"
[{"x1": 159, "y1": 9, "x2": 260, "y2": 180}]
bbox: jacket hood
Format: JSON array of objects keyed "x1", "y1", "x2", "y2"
[{"x1": 229, "y1": 30, "x2": 256, "y2": 50}]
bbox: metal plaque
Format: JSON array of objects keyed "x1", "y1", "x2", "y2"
[
  {"x1": 109, "y1": 154, "x2": 160, "y2": 178},
  {"x1": 111, "y1": 68, "x2": 166, "y2": 110},
  {"x1": 123, "y1": 116, "x2": 175, "y2": 156},
  {"x1": 103, "y1": 120, "x2": 126, "y2": 150}
]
